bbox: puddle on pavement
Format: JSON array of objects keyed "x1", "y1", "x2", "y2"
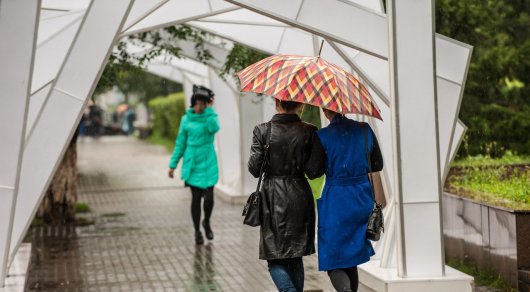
[
  {"x1": 25, "y1": 226, "x2": 82, "y2": 290},
  {"x1": 101, "y1": 212, "x2": 126, "y2": 218},
  {"x1": 78, "y1": 225, "x2": 140, "y2": 237},
  {"x1": 189, "y1": 244, "x2": 221, "y2": 291}
]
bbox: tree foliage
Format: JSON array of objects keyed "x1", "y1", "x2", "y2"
[
  {"x1": 436, "y1": 0, "x2": 530, "y2": 157},
  {"x1": 219, "y1": 43, "x2": 269, "y2": 79},
  {"x1": 95, "y1": 25, "x2": 211, "y2": 99}
]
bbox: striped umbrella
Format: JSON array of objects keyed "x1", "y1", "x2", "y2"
[{"x1": 236, "y1": 54, "x2": 382, "y2": 120}]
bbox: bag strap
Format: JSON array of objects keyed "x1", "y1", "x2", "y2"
[
  {"x1": 362, "y1": 123, "x2": 376, "y2": 203},
  {"x1": 256, "y1": 122, "x2": 272, "y2": 192}
]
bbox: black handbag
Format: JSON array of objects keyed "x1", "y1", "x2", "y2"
[
  {"x1": 242, "y1": 122, "x2": 271, "y2": 227},
  {"x1": 363, "y1": 125, "x2": 384, "y2": 241}
]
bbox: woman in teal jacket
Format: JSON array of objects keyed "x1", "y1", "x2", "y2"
[{"x1": 168, "y1": 86, "x2": 219, "y2": 245}]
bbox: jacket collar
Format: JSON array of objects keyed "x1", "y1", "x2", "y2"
[
  {"x1": 331, "y1": 114, "x2": 348, "y2": 124},
  {"x1": 185, "y1": 107, "x2": 215, "y2": 121},
  {"x1": 271, "y1": 113, "x2": 301, "y2": 123}
]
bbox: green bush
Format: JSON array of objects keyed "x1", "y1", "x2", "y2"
[
  {"x1": 75, "y1": 202, "x2": 90, "y2": 213},
  {"x1": 148, "y1": 92, "x2": 187, "y2": 144},
  {"x1": 462, "y1": 104, "x2": 530, "y2": 158}
]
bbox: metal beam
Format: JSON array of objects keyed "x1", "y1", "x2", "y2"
[
  {"x1": 121, "y1": 0, "x2": 240, "y2": 36},
  {"x1": 0, "y1": 0, "x2": 40, "y2": 286},
  {"x1": 225, "y1": 0, "x2": 388, "y2": 59},
  {"x1": 10, "y1": 0, "x2": 135, "y2": 261}
]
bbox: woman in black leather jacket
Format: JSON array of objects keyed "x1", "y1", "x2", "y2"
[{"x1": 248, "y1": 99, "x2": 317, "y2": 292}]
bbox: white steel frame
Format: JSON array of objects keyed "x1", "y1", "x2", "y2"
[
  {"x1": 5, "y1": 0, "x2": 136, "y2": 282},
  {"x1": 0, "y1": 0, "x2": 41, "y2": 286}
]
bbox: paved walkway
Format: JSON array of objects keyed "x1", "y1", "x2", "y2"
[{"x1": 26, "y1": 136, "x2": 347, "y2": 291}]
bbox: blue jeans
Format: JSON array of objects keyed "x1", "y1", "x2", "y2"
[{"x1": 267, "y1": 258, "x2": 304, "y2": 292}]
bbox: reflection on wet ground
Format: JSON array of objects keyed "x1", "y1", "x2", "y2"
[
  {"x1": 192, "y1": 244, "x2": 218, "y2": 290},
  {"x1": 25, "y1": 137, "x2": 335, "y2": 291},
  {"x1": 26, "y1": 226, "x2": 81, "y2": 290}
]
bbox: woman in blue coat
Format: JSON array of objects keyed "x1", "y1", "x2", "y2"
[
  {"x1": 306, "y1": 109, "x2": 383, "y2": 292},
  {"x1": 168, "y1": 85, "x2": 219, "y2": 245}
]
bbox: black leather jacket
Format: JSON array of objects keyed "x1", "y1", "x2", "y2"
[{"x1": 248, "y1": 113, "x2": 317, "y2": 260}]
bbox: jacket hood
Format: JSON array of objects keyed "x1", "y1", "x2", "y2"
[{"x1": 185, "y1": 107, "x2": 216, "y2": 121}]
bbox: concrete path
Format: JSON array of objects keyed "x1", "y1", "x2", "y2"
[{"x1": 25, "y1": 136, "x2": 344, "y2": 291}]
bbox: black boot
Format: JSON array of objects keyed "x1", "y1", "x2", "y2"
[
  {"x1": 195, "y1": 231, "x2": 204, "y2": 245},
  {"x1": 202, "y1": 219, "x2": 214, "y2": 240}
]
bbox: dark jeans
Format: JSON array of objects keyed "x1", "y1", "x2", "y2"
[
  {"x1": 327, "y1": 267, "x2": 358, "y2": 292},
  {"x1": 189, "y1": 185, "x2": 214, "y2": 232},
  {"x1": 267, "y1": 258, "x2": 304, "y2": 292}
]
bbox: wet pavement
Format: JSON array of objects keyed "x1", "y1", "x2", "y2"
[{"x1": 25, "y1": 136, "x2": 342, "y2": 291}]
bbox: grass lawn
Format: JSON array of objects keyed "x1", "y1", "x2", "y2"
[
  {"x1": 446, "y1": 153, "x2": 530, "y2": 210},
  {"x1": 451, "y1": 152, "x2": 530, "y2": 167},
  {"x1": 447, "y1": 259, "x2": 516, "y2": 292}
]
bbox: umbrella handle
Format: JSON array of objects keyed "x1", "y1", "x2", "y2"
[{"x1": 318, "y1": 40, "x2": 325, "y2": 57}]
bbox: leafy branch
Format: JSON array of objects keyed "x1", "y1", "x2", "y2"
[
  {"x1": 96, "y1": 25, "x2": 213, "y2": 95},
  {"x1": 219, "y1": 43, "x2": 269, "y2": 80}
]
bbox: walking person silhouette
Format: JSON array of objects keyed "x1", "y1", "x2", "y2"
[{"x1": 168, "y1": 85, "x2": 219, "y2": 245}]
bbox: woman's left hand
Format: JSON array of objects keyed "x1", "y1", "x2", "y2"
[{"x1": 168, "y1": 168, "x2": 175, "y2": 178}]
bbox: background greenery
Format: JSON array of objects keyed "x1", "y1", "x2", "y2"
[
  {"x1": 436, "y1": 0, "x2": 530, "y2": 157},
  {"x1": 147, "y1": 92, "x2": 186, "y2": 151},
  {"x1": 445, "y1": 153, "x2": 530, "y2": 209}
]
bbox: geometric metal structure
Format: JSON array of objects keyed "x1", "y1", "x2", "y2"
[
  {"x1": 0, "y1": 0, "x2": 40, "y2": 286},
  {"x1": 388, "y1": 0, "x2": 445, "y2": 278},
  {"x1": 0, "y1": 0, "x2": 473, "y2": 290}
]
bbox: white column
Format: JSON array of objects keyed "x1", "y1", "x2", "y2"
[
  {"x1": 9, "y1": 0, "x2": 134, "y2": 260},
  {"x1": 358, "y1": 1, "x2": 473, "y2": 290},
  {"x1": 388, "y1": 0, "x2": 443, "y2": 277},
  {"x1": 208, "y1": 69, "x2": 243, "y2": 199},
  {"x1": 238, "y1": 93, "x2": 276, "y2": 197},
  {"x1": 0, "y1": 0, "x2": 40, "y2": 286}
]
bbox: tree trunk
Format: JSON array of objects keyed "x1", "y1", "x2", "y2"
[{"x1": 36, "y1": 133, "x2": 78, "y2": 224}]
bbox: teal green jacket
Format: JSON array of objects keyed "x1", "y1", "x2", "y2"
[{"x1": 169, "y1": 107, "x2": 220, "y2": 189}]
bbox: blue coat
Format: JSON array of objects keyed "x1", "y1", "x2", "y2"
[{"x1": 316, "y1": 116, "x2": 377, "y2": 271}]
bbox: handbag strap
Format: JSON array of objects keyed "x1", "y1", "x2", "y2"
[
  {"x1": 256, "y1": 122, "x2": 272, "y2": 192},
  {"x1": 362, "y1": 124, "x2": 376, "y2": 202}
]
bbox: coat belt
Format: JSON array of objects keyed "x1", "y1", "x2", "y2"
[{"x1": 325, "y1": 175, "x2": 368, "y2": 186}]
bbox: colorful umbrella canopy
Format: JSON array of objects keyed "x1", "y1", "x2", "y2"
[{"x1": 236, "y1": 54, "x2": 382, "y2": 120}]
